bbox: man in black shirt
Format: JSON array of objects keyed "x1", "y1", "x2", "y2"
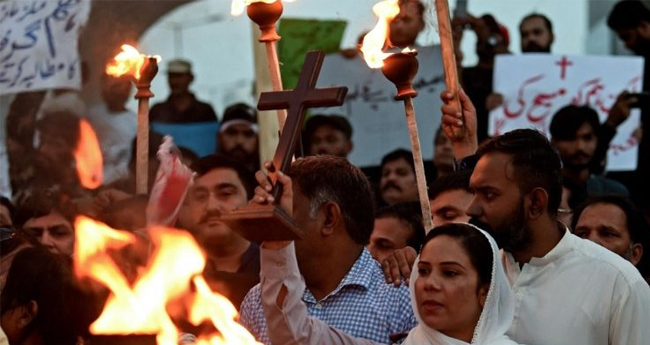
[{"x1": 150, "y1": 59, "x2": 217, "y2": 123}]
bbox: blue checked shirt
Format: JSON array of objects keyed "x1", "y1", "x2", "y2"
[{"x1": 239, "y1": 248, "x2": 417, "y2": 345}]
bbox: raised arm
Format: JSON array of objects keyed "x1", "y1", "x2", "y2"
[
  {"x1": 253, "y1": 163, "x2": 384, "y2": 345},
  {"x1": 260, "y1": 243, "x2": 382, "y2": 345},
  {"x1": 440, "y1": 88, "x2": 479, "y2": 161}
]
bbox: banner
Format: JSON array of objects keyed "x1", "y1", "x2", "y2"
[
  {"x1": 0, "y1": 0, "x2": 91, "y2": 95},
  {"x1": 489, "y1": 54, "x2": 644, "y2": 171},
  {"x1": 317, "y1": 45, "x2": 446, "y2": 167},
  {"x1": 278, "y1": 18, "x2": 347, "y2": 90}
]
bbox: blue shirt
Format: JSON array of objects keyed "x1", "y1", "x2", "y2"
[{"x1": 239, "y1": 248, "x2": 417, "y2": 344}]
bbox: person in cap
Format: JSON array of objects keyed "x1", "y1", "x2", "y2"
[
  {"x1": 150, "y1": 59, "x2": 218, "y2": 123},
  {"x1": 217, "y1": 103, "x2": 260, "y2": 173},
  {"x1": 303, "y1": 114, "x2": 353, "y2": 158}
]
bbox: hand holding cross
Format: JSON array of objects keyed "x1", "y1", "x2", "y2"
[{"x1": 221, "y1": 51, "x2": 347, "y2": 241}]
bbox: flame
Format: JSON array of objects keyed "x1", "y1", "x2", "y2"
[
  {"x1": 190, "y1": 276, "x2": 261, "y2": 345},
  {"x1": 230, "y1": 0, "x2": 294, "y2": 16},
  {"x1": 360, "y1": 0, "x2": 401, "y2": 68},
  {"x1": 74, "y1": 216, "x2": 262, "y2": 345},
  {"x1": 74, "y1": 119, "x2": 103, "y2": 189},
  {"x1": 106, "y1": 44, "x2": 161, "y2": 80}
]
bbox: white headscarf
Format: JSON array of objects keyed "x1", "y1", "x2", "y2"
[{"x1": 403, "y1": 223, "x2": 517, "y2": 345}]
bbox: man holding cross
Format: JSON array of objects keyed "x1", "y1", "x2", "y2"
[
  {"x1": 236, "y1": 51, "x2": 416, "y2": 344},
  {"x1": 239, "y1": 156, "x2": 417, "y2": 344}
]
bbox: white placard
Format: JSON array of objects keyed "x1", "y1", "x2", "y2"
[
  {"x1": 0, "y1": 0, "x2": 91, "y2": 95},
  {"x1": 316, "y1": 45, "x2": 446, "y2": 167},
  {"x1": 489, "y1": 54, "x2": 644, "y2": 171}
]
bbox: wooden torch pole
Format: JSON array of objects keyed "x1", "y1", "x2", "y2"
[
  {"x1": 434, "y1": 0, "x2": 465, "y2": 139},
  {"x1": 404, "y1": 97, "x2": 433, "y2": 233},
  {"x1": 134, "y1": 57, "x2": 158, "y2": 195},
  {"x1": 247, "y1": 0, "x2": 288, "y2": 131}
]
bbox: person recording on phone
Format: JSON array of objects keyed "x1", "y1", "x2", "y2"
[
  {"x1": 607, "y1": 1, "x2": 650, "y2": 212},
  {"x1": 452, "y1": 13, "x2": 511, "y2": 142},
  {"x1": 591, "y1": 91, "x2": 647, "y2": 174}
]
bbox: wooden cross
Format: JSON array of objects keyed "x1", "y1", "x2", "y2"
[
  {"x1": 260, "y1": 50, "x2": 348, "y2": 199},
  {"x1": 221, "y1": 50, "x2": 347, "y2": 241}
]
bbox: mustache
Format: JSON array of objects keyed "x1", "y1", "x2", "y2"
[
  {"x1": 523, "y1": 42, "x2": 550, "y2": 53},
  {"x1": 227, "y1": 146, "x2": 247, "y2": 154},
  {"x1": 199, "y1": 210, "x2": 222, "y2": 225},
  {"x1": 568, "y1": 151, "x2": 591, "y2": 161},
  {"x1": 381, "y1": 182, "x2": 402, "y2": 193}
]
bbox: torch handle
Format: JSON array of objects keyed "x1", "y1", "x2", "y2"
[
  {"x1": 136, "y1": 97, "x2": 150, "y2": 195},
  {"x1": 404, "y1": 97, "x2": 434, "y2": 233},
  {"x1": 434, "y1": 0, "x2": 465, "y2": 139},
  {"x1": 265, "y1": 41, "x2": 288, "y2": 131}
]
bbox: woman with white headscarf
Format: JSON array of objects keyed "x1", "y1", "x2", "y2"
[{"x1": 259, "y1": 222, "x2": 519, "y2": 345}]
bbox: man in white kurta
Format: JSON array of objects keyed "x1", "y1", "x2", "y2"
[
  {"x1": 459, "y1": 127, "x2": 650, "y2": 345},
  {"x1": 502, "y1": 227, "x2": 649, "y2": 345}
]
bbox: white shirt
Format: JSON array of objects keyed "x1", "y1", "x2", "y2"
[{"x1": 502, "y1": 230, "x2": 650, "y2": 345}]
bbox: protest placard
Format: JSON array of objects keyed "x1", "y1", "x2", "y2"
[
  {"x1": 0, "y1": 0, "x2": 91, "y2": 95},
  {"x1": 489, "y1": 54, "x2": 644, "y2": 171},
  {"x1": 316, "y1": 45, "x2": 446, "y2": 167},
  {"x1": 277, "y1": 18, "x2": 347, "y2": 90}
]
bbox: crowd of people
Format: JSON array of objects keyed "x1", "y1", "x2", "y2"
[{"x1": 1, "y1": 0, "x2": 650, "y2": 345}]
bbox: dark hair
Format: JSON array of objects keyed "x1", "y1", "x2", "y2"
[
  {"x1": 607, "y1": 0, "x2": 650, "y2": 30},
  {"x1": 549, "y1": 105, "x2": 600, "y2": 141},
  {"x1": 303, "y1": 115, "x2": 353, "y2": 141},
  {"x1": 381, "y1": 148, "x2": 415, "y2": 173},
  {"x1": 520, "y1": 13, "x2": 553, "y2": 33},
  {"x1": 428, "y1": 171, "x2": 472, "y2": 200},
  {"x1": 1, "y1": 247, "x2": 97, "y2": 345},
  {"x1": 221, "y1": 103, "x2": 258, "y2": 126},
  {"x1": 476, "y1": 129, "x2": 562, "y2": 216},
  {"x1": 101, "y1": 194, "x2": 149, "y2": 231},
  {"x1": 13, "y1": 186, "x2": 77, "y2": 228},
  {"x1": 421, "y1": 223, "x2": 493, "y2": 287},
  {"x1": 178, "y1": 146, "x2": 199, "y2": 165},
  {"x1": 190, "y1": 154, "x2": 256, "y2": 200},
  {"x1": 375, "y1": 201, "x2": 425, "y2": 250},
  {"x1": 572, "y1": 195, "x2": 648, "y2": 245},
  {"x1": 1, "y1": 196, "x2": 15, "y2": 225},
  {"x1": 288, "y1": 156, "x2": 375, "y2": 245},
  {"x1": 399, "y1": 0, "x2": 425, "y2": 16}
]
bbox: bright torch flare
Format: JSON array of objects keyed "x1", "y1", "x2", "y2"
[
  {"x1": 106, "y1": 44, "x2": 160, "y2": 195},
  {"x1": 361, "y1": 0, "x2": 434, "y2": 233},
  {"x1": 74, "y1": 119, "x2": 103, "y2": 189},
  {"x1": 360, "y1": 0, "x2": 401, "y2": 68},
  {"x1": 106, "y1": 44, "x2": 161, "y2": 80},
  {"x1": 74, "y1": 216, "x2": 262, "y2": 345}
]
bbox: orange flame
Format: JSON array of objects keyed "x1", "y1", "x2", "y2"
[
  {"x1": 74, "y1": 119, "x2": 103, "y2": 189},
  {"x1": 360, "y1": 0, "x2": 401, "y2": 68},
  {"x1": 230, "y1": 0, "x2": 294, "y2": 16},
  {"x1": 106, "y1": 44, "x2": 161, "y2": 80},
  {"x1": 73, "y1": 216, "x2": 262, "y2": 345}
]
